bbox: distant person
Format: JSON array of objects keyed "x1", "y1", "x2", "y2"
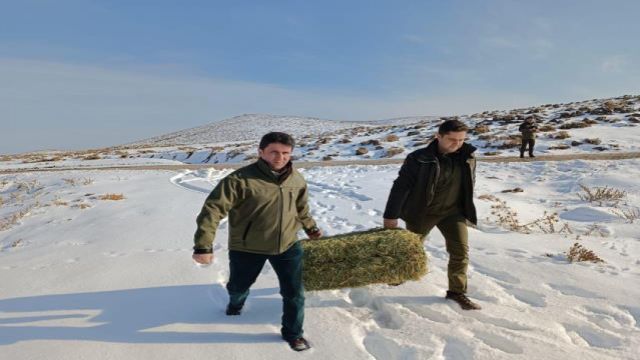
[
  {"x1": 382, "y1": 119, "x2": 481, "y2": 310},
  {"x1": 519, "y1": 117, "x2": 538, "y2": 158},
  {"x1": 192, "y1": 132, "x2": 322, "y2": 351}
]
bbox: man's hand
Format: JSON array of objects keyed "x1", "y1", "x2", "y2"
[
  {"x1": 383, "y1": 218, "x2": 399, "y2": 229},
  {"x1": 192, "y1": 253, "x2": 213, "y2": 265},
  {"x1": 305, "y1": 226, "x2": 322, "y2": 240},
  {"x1": 307, "y1": 229, "x2": 322, "y2": 239}
]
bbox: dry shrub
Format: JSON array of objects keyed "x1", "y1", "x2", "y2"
[
  {"x1": 99, "y1": 193, "x2": 125, "y2": 201},
  {"x1": 603, "y1": 100, "x2": 619, "y2": 111},
  {"x1": 473, "y1": 125, "x2": 490, "y2": 134},
  {"x1": 566, "y1": 243, "x2": 604, "y2": 263},
  {"x1": 487, "y1": 197, "x2": 571, "y2": 234},
  {"x1": 384, "y1": 147, "x2": 404, "y2": 158},
  {"x1": 72, "y1": 203, "x2": 91, "y2": 210},
  {"x1": 584, "y1": 138, "x2": 602, "y2": 145},
  {"x1": 549, "y1": 144, "x2": 571, "y2": 150},
  {"x1": 611, "y1": 208, "x2": 640, "y2": 223},
  {"x1": 497, "y1": 140, "x2": 520, "y2": 149},
  {"x1": 53, "y1": 200, "x2": 68, "y2": 206},
  {"x1": 355, "y1": 147, "x2": 369, "y2": 155},
  {"x1": 560, "y1": 122, "x2": 591, "y2": 129},
  {"x1": 0, "y1": 207, "x2": 32, "y2": 232},
  {"x1": 578, "y1": 184, "x2": 626, "y2": 206},
  {"x1": 552, "y1": 131, "x2": 571, "y2": 139},
  {"x1": 83, "y1": 154, "x2": 101, "y2": 160},
  {"x1": 63, "y1": 178, "x2": 94, "y2": 186},
  {"x1": 538, "y1": 124, "x2": 556, "y2": 132},
  {"x1": 384, "y1": 134, "x2": 400, "y2": 142},
  {"x1": 583, "y1": 224, "x2": 609, "y2": 237}
]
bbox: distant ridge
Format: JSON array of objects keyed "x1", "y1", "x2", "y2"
[{"x1": 127, "y1": 114, "x2": 441, "y2": 147}]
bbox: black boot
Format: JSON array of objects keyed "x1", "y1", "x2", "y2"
[{"x1": 226, "y1": 303, "x2": 243, "y2": 315}]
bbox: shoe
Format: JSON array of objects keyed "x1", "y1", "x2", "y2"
[
  {"x1": 446, "y1": 291, "x2": 481, "y2": 310},
  {"x1": 529, "y1": 154, "x2": 535, "y2": 158},
  {"x1": 225, "y1": 303, "x2": 243, "y2": 316},
  {"x1": 287, "y1": 337, "x2": 311, "y2": 351},
  {"x1": 519, "y1": 154, "x2": 524, "y2": 159}
]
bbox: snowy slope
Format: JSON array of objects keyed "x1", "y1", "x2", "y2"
[{"x1": 1, "y1": 158, "x2": 639, "y2": 359}]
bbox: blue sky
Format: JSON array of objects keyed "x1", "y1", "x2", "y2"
[{"x1": 1, "y1": 1, "x2": 639, "y2": 154}]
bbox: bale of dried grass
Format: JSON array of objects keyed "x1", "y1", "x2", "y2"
[{"x1": 301, "y1": 228, "x2": 428, "y2": 291}]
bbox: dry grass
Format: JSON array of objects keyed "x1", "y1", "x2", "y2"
[
  {"x1": 583, "y1": 224, "x2": 610, "y2": 237},
  {"x1": 301, "y1": 228, "x2": 428, "y2": 291},
  {"x1": 578, "y1": 184, "x2": 626, "y2": 206},
  {"x1": 566, "y1": 243, "x2": 604, "y2": 263},
  {"x1": 0, "y1": 207, "x2": 32, "y2": 232},
  {"x1": 83, "y1": 154, "x2": 101, "y2": 160},
  {"x1": 99, "y1": 193, "x2": 125, "y2": 201},
  {"x1": 53, "y1": 199, "x2": 68, "y2": 206},
  {"x1": 62, "y1": 177, "x2": 94, "y2": 186}
]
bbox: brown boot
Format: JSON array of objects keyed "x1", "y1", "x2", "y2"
[{"x1": 446, "y1": 291, "x2": 481, "y2": 310}]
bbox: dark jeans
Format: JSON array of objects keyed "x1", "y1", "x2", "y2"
[
  {"x1": 408, "y1": 213, "x2": 469, "y2": 293},
  {"x1": 226, "y1": 242, "x2": 305, "y2": 341},
  {"x1": 520, "y1": 138, "x2": 535, "y2": 156}
]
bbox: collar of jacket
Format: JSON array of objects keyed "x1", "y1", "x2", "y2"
[
  {"x1": 256, "y1": 158, "x2": 294, "y2": 184},
  {"x1": 423, "y1": 139, "x2": 477, "y2": 159}
]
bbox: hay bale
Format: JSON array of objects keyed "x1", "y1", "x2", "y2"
[{"x1": 301, "y1": 228, "x2": 428, "y2": 291}]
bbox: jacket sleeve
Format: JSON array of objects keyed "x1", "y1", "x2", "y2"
[
  {"x1": 193, "y1": 176, "x2": 240, "y2": 253},
  {"x1": 295, "y1": 184, "x2": 317, "y2": 231},
  {"x1": 383, "y1": 154, "x2": 419, "y2": 219}
]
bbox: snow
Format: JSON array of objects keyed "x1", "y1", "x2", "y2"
[{"x1": 1, "y1": 156, "x2": 639, "y2": 359}]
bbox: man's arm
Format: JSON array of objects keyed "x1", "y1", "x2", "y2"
[
  {"x1": 295, "y1": 185, "x2": 322, "y2": 238},
  {"x1": 192, "y1": 177, "x2": 239, "y2": 263},
  {"x1": 383, "y1": 155, "x2": 419, "y2": 227}
]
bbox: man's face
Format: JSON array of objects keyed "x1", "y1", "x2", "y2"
[
  {"x1": 436, "y1": 131, "x2": 467, "y2": 154},
  {"x1": 259, "y1": 142, "x2": 292, "y2": 171}
]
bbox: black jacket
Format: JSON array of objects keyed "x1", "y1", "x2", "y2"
[{"x1": 383, "y1": 140, "x2": 477, "y2": 233}]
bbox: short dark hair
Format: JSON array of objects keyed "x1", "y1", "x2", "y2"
[
  {"x1": 259, "y1": 132, "x2": 295, "y2": 150},
  {"x1": 438, "y1": 119, "x2": 469, "y2": 135}
]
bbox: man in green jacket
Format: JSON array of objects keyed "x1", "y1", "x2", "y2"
[
  {"x1": 192, "y1": 132, "x2": 322, "y2": 351},
  {"x1": 519, "y1": 117, "x2": 538, "y2": 158},
  {"x1": 383, "y1": 119, "x2": 481, "y2": 310}
]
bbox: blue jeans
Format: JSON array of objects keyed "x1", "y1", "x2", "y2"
[{"x1": 226, "y1": 242, "x2": 305, "y2": 341}]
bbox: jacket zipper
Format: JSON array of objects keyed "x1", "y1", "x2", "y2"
[
  {"x1": 242, "y1": 221, "x2": 253, "y2": 247},
  {"x1": 278, "y1": 186, "x2": 283, "y2": 252}
]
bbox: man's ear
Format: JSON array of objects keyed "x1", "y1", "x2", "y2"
[{"x1": 258, "y1": 149, "x2": 264, "y2": 157}]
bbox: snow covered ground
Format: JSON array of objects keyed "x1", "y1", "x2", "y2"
[{"x1": 1, "y1": 158, "x2": 639, "y2": 359}]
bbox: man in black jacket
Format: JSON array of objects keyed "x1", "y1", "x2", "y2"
[{"x1": 383, "y1": 119, "x2": 481, "y2": 310}]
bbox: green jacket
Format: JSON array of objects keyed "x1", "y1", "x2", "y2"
[
  {"x1": 193, "y1": 159, "x2": 317, "y2": 255},
  {"x1": 519, "y1": 121, "x2": 537, "y2": 140}
]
